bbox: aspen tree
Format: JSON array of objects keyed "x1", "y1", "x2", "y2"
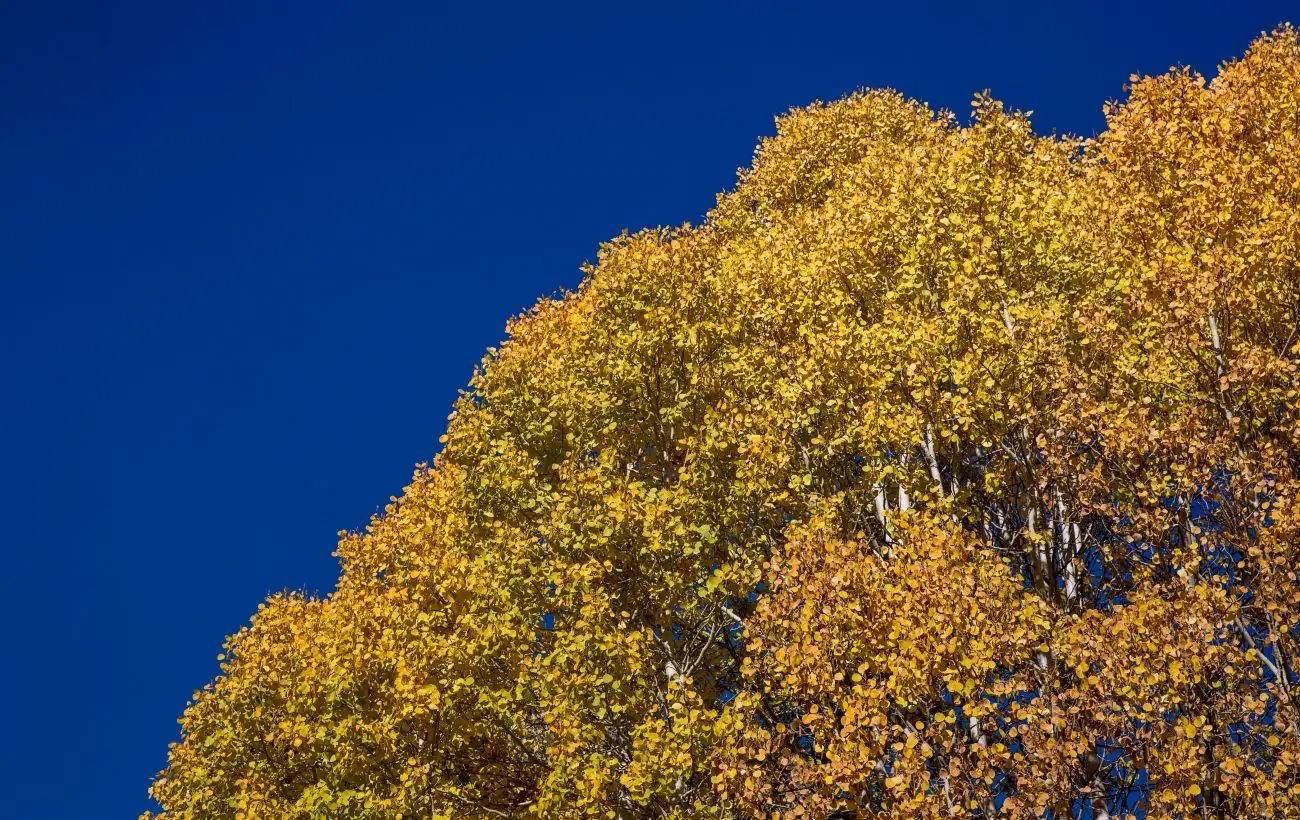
[{"x1": 149, "y1": 28, "x2": 1300, "y2": 819}]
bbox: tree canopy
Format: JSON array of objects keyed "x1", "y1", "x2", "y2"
[{"x1": 149, "y1": 28, "x2": 1300, "y2": 819}]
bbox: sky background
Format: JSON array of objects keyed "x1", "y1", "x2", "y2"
[{"x1": 0, "y1": 1, "x2": 1295, "y2": 815}]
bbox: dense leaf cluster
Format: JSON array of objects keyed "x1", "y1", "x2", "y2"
[{"x1": 150, "y1": 28, "x2": 1300, "y2": 818}]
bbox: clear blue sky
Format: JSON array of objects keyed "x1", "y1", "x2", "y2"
[{"x1": 0, "y1": 1, "x2": 1292, "y2": 815}]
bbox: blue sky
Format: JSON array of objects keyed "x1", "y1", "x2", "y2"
[{"x1": 0, "y1": 1, "x2": 1293, "y2": 816}]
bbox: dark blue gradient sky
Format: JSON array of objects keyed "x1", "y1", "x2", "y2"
[{"x1": 1, "y1": 2, "x2": 1293, "y2": 815}]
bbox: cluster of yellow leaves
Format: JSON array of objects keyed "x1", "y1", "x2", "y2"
[
  {"x1": 714, "y1": 513, "x2": 1048, "y2": 818},
  {"x1": 149, "y1": 27, "x2": 1300, "y2": 819}
]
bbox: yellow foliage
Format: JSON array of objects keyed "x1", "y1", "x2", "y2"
[{"x1": 149, "y1": 28, "x2": 1300, "y2": 819}]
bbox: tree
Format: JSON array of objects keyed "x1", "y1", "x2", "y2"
[{"x1": 148, "y1": 27, "x2": 1300, "y2": 819}]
